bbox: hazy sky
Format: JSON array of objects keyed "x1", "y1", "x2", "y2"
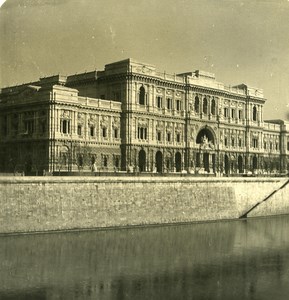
[{"x1": 1, "y1": 0, "x2": 289, "y2": 120}]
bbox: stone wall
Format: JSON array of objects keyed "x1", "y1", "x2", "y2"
[{"x1": 0, "y1": 177, "x2": 288, "y2": 234}]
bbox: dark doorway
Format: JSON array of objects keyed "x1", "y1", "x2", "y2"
[
  {"x1": 212, "y1": 154, "x2": 216, "y2": 173},
  {"x1": 253, "y1": 156, "x2": 258, "y2": 171},
  {"x1": 203, "y1": 153, "x2": 210, "y2": 172},
  {"x1": 138, "y1": 150, "x2": 146, "y2": 172},
  {"x1": 156, "y1": 151, "x2": 163, "y2": 173},
  {"x1": 196, "y1": 152, "x2": 200, "y2": 167},
  {"x1": 224, "y1": 154, "x2": 230, "y2": 175},
  {"x1": 25, "y1": 157, "x2": 32, "y2": 174},
  {"x1": 175, "y1": 152, "x2": 182, "y2": 172},
  {"x1": 196, "y1": 128, "x2": 215, "y2": 146},
  {"x1": 238, "y1": 155, "x2": 243, "y2": 174}
]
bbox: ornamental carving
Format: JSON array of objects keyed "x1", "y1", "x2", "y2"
[
  {"x1": 88, "y1": 114, "x2": 97, "y2": 125},
  {"x1": 166, "y1": 122, "x2": 173, "y2": 129},
  {"x1": 61, "y1": 110, "x2": 71, "y2": 119},
  {"x1": 78, "y1": 113, "x2": 85, "y2": 123},
  {"x1": 199, "y1": 135, "x2": 215, "y2": 150},
  {"x1": 112, "y1": 117, "x2": 120, "y2": 128},
  {"x1": 191, "y1": 129, "x2": 194, "y2": 139},
  {"x1": 138, "y1": 118, "x2": 148, "y2": 127},
  {"x1": 175, "y1": 123, "x2": 182, "y2": 130},
  {"x1": 156, "y1": 120, "x2": 164, "y2": 129},
  {"x1": 100, "y1": 115, "x2": 109, "y2": 127}
]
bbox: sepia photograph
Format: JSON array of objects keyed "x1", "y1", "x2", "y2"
[{"x1": 0, "y1": 0, "x2": 289, "y2": 299}]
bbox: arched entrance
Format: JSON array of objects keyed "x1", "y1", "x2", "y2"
[
  {"x1": 156, "y1": 151, "x2": 163, "y2": 173},
  {"x1": 196, "y1": 127, "x2": 215, "y2": 145},
  {"x1": 196, "y1": 126, "x2": 216, "y2": 173},
  {"x1": 175, "y1": 152, "x2": 182, "y2": 172},
  {"x1": 253, "y1": 156, "x2": 258, "y2": 171},
  {"x1": 238, "y1": 155, "x2": 243, "y2": 174},
  {"x1": 138, "y1": 150, "x2": 146, "y2": 172},
  {"x1": 224, "y1": 154, "x2": 230, "y2": 175}
]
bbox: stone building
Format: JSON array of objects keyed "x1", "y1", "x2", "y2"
[{"x1": 0, "y1": 58, "x2": 288, "y2": 174}]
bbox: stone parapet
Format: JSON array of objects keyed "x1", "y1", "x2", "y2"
[{"x1": 0, "y1": 177, "x2": 288, "y2": 234}]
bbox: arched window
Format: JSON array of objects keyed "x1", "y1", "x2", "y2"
[
  {"x1": 253, "y1": 106, "x2": 257, "y2": 121},
  {"x1": 139, "y1": 86, "x2": 145, "y2": 105},
  {"x1": 194, "y1": 96, "x2": 200, "y2": 113},
  {"x1": 211, "y1": 99, "x2": 216, "y2": 115},
  {"x1": 203, "y1": 98, "x2": 208, "y2": 114}
]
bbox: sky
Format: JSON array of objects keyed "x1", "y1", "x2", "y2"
[{"x1": 0, "y1": 0, "x2": 289, "y2": 120}]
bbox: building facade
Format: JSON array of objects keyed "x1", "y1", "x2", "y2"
[{"x1": 0, "y1": 58, "x2": 288, "y2": 175}]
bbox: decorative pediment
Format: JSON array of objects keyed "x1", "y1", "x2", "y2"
[
  {"x1": 136, "y1": 65, "x2": 153, "y2": 74},
  {"x1": 17, "y1": 85, "x2": 41, "y2": 97}
]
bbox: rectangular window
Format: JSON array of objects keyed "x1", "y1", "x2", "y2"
[
  {"x1": 102, "y1": 155, "x2": 108, "y2": 167},
  {"x1": 167, "y1": 132, "x2": 171, "y2": 142},
  {"x1": 231, "y1": 138, "x2": 235, "y2": 147},
  {"x1": 238, "y1": 110, "x2": 242, "y2": 119},
  {"x1": 239, "y1": 138, "x2": 242, "y2": 147},
  {"x1": 138, "y1": 127, "x2": 147, "y2": 140},
  {"x1": 102, "y1": 127, "x2": 107, "y2": 138},
  {"x1": 114, "y1": 156, "x2": 120, "y2": 168},
  {"x1": 25, "y1": 120, "x2": 34, "y2": 135},
  {"x1": 77, "y1": 125, "x2": 82, "y2": 136},
  {"x1": 41, "y1": 121, "x2": 46, "y2": 134},
  {"x1": 287, "y1": 142, "x2": 289, "y2": 151},
  {"x1": 90, "y1": 126, "x2": 95, "y2": 137},
  {"x1": 231, "y1": 109, "x2": 235, "y2": 119},
  {"x1": 61, "y1": 120, "x2": 70, "y2": 134},
  {"x1": 253, "y1": 138, "x2": 258, "y2": 148},
  {"x1": 224, "y1": 137, "x2": 228, "y2": 146},
  {"x1": 167, "y1": 98, "x2": 172, "y2": 110},
  {"x1": 113, "y1": 91, "x2": 121, "y2": 101},
  {"x1": 156, "y1": 96, "x2": 162, "y2": 108},
  {"x1": 224, "y1": 108, "x2": 229, "y2": 118},
  {"x1": 114, "y1": 128, "x2": 118, "y2": 139},
  {"x1": 157, "y1": 131, "x2": 162, "y2": 141},
  {"x1": 264, "y1": 142, "x2": 267, "y2": 150},
  {"x1": 176, "y1": 133, "x2": 181, "y2": 143},
  {"x1": 176, "y1": 100, "x2": 181, "y2": 111}
]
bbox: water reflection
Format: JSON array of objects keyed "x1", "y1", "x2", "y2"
[{"x1": 1, "y1": 215, "x2": 289, "y2": 299}]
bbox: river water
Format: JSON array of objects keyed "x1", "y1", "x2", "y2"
[{"x1": 1, "y1": 215, "x2": 289, "y2": 300}]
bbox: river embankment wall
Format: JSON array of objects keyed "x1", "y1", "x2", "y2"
[{"x1": 0, "y1": 177, "x2": 288, "y2": 234}]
